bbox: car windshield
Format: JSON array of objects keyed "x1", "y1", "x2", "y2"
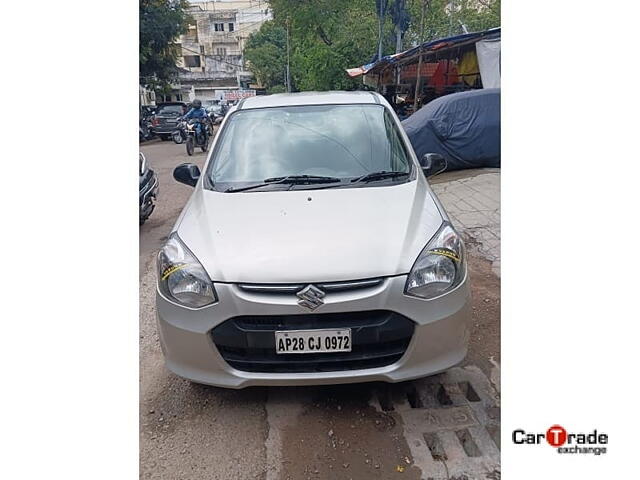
[
  {"x1": 207, "y1": 104, "x2": 412, "y2": 191},
  {"x1": 157, "y1": 105, "x2": 183, "y2": 115}
]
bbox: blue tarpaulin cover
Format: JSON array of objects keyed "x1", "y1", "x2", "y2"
[{"x1": 401, "y1": 89, "x2": 500, "y2": 171}]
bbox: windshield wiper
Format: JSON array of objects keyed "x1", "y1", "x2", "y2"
[
  {"x1": 350, "y1": 170, "x2": 410, "y2": 183},
  {"x1": 225, "y1": 175, "x2": 341, "y2": 193}
]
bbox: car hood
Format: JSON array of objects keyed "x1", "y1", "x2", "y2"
[{"x1": 176, "y1": 179, "x2": 445, "y2": 283}]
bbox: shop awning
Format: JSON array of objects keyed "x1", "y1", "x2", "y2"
[{"x1": 346, "y1": 27, "x2": 500, "y2": 78}]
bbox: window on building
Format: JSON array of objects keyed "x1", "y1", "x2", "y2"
[
  {"x1": 216, "y1": 47, "x2": 227, "y2": 56},
  {"x1": 228, "y1": 23, "x2": 234, "y2": 32},
  {"x1": 183, "y1": 55, "x2": 201, "y2": 68},
  {"x1": 214, "y1": 23, "x2": 224, "y2": 32},
  {"x1": 200, "y1": 45, "x2": 205, "y2": 54},
  {"x1": 185, "y1": 24, "x2": 198, "y2": 41},
  {"x1": 175, "y1": 94, "x2": 183, "y2": 101}
]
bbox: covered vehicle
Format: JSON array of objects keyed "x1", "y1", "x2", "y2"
[{"x1": 401, "y1": 89, "x2": 500, "y2": 171}]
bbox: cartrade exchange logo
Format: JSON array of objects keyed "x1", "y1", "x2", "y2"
[{"x1": 512, "y1": 425, "x2": 608, "y2": 455}]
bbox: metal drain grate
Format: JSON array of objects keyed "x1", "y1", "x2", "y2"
[{"x1": 375, "y1": 366, "x2": 500, "y2": 479}]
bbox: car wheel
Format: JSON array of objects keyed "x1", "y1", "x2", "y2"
[{"x1": 160, "y1": 134, "x2": 170, "y2": 141}]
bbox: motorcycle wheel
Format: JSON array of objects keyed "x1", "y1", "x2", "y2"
[
  {"x1": 186, "y1": 137, "x2": 194, "y2": 156},
  {"x1": 200, "y1": 135, "x2": 209, "y2": 152},
  {"x1": 172, "y1": 131, "x2": 184, "y2": 144}
]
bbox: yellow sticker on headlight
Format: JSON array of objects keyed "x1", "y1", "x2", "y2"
[
  {"x1": 161, "y1": 263, "x2": 189, "y2": 281},
  {"x1": 428, "y1": 248, "x2": 461, "y2": 262}
]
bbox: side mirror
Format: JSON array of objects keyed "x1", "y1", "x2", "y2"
[
  {"x1": 173, "y1": 163, "x2": 200, "y2": 187},
  {"x1": 420, "y1": 153, "x2": 447, "y2": 177}
]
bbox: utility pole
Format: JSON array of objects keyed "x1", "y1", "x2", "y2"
[
  {"x1": 413, "y1": 0, "x2": 426, "y2": 112},
  {"x1": 286, "y1": 17, "x2": 291, "y2": 92},
  {"x1": 395, "y1": 0, "x2": 405, "y2": 53},
  {"x1": 377, "y1": 0, "x2": 384, "y2": 60}
]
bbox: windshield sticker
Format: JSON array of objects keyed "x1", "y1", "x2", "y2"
[{"x1": 428, "y1": 248, "x2": 461, "y2": 262}]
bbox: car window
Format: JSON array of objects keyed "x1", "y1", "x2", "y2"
[
  {"x1": 208, "y1": 104, "x2": 411, "y2": 188},
  {"x1": 157, "y1": 105, "x2": 183, "y2": 115}
]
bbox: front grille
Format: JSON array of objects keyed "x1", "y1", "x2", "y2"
[
  {"x1": 211, "y1": 310, "x2": 414, "y2": 373},
  {"x1": 237, "y1": 278, "x2": 384, "y2": 294}
]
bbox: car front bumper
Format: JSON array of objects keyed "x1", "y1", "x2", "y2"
[
  {"x1": 155, "y1": 274, "x2": 471, "y2": 389},
  {"x1": 151, "y1": 124, "x2": 178, "y2": 135}
]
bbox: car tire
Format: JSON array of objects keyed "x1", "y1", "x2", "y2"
[{"x1": 160, "y1": 134, "x2": 170, "y2": 141}]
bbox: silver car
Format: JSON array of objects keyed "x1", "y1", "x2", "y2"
[{"x1": 156, "y1": 91, "x2": 471, "y2": 388}]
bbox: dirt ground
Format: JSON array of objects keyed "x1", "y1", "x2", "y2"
[{"x1": 464, "y1": 254, "x2": 500, "y2": 380}]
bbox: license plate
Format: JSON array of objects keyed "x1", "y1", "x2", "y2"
[{"x1": 275, "y1": 329, "x2": 351, "y2": 354}]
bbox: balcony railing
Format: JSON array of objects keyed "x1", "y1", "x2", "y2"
[{"x1": 179, "y1": 70, "x2": 239, "y2": 81}]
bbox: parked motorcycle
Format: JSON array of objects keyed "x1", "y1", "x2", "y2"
[
  {"x1": 139, "y1": 117, "x2": 154, "y2": 142},
  {"x1": 185, "y1": 118, "x2": 209, "y2": 156},
  {"x1": 139, "y1": 152, "x2": 158, "y2": 225},
  {"x1": 172, "y1": 119, "x2": 186, "y2": 144},
  {"x1": 206, "y1": 104, "x2": 226, "y2": 125}
]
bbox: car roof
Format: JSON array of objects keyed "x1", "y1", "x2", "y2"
[{"x1": 237, "y1": 91, "x2": 382, "y2": 110}]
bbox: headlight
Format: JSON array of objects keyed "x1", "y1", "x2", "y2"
[
  {"x1": 405, "y1": 222, "x2": 466, "y2": 299},
  {"x1": 157, "y1": 233, "x2": 217, "y2": 308}
]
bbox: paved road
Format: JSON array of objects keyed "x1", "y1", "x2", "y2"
[{"x1": 139, "y1": 137, "x2": 501, "y2": 479}]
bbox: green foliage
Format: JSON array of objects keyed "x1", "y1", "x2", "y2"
[
  {"x1": 268, "y1": 84, "x2": 287, "y2": 94},
  {"x1": 252, "y1": 0, "x2": 381, "y2": 91},
  {"x1": 244, "y1": 0, "x2": 499, "y2": 92},
  {"x1": 405, "y1": 0, "x2": 500, "y2": 46},
  {"x1": 244, "y1": 21, "x2": 288, "y2": 92},
  {"x1": 139, "y1": 0, "x2": 191, "y2": 89}
]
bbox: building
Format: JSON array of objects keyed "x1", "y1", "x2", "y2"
[{"x1": 159, "y1": 0, "x2": 272, "y2": 103}]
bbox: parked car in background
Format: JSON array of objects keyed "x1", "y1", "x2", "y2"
[
  {"x1": 156, "y1": 91, "x2": 470, "y2": 388},
  {"x1": 402, "y1": 88, "x2": 500, "y2": 171},
  {"x1": 151, "y1": 102, "x2": 188, "y2": 140},
  {"x1": 139, "y1": 152, "x2": 158, "y2": 225}
]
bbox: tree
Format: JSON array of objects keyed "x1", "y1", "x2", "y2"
[
  {"x1": 243, "y1": 21, "x2": 288, "y2": 93},
  {"x1": 139, "y1": 0, "x2": 191, "y2": 90},
  {"x1": 246, "y1": 0, "x2": 499, "y2": 93},
  {"x1": 404, "y1": 0, "x2": 500, "y2": 46},
  {"x1": 269, "y1": 0, "x2": 380, "y2": 91}
]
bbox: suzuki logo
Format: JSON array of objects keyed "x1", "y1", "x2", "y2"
[{"x1": 296, "y1": 284, "x2": 326, "y2": 310}]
